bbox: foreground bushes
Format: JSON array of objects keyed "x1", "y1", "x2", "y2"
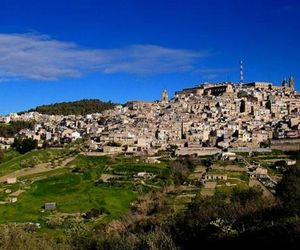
[{"x1": 0, "y1": 225, "x2": 69, "y2": 250}]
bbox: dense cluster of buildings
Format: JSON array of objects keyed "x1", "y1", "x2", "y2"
[{"x1": 1, "y1": 76, "x2": 300, "y2": 156}]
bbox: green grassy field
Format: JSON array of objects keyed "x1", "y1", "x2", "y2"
[
  {"x1": 0, "y1": 153, "x2": 173, "y2": 230},
  {"x1": 0, "y1": 173, "x2": 137, "y2": 223},
  {"x1": 227, "y1": 172, "x2": 249, "y2": 181},
  {"x1": 0, "y1": 149, "x2": 21, "y2": 163},
  {"x1": 0, "y1": 155, "x2": 139, "y2": 224},
  {"x1": 111, "y1": 161, "x2": 170, "y2": 176},
  {"x1": 0, "y1": 149, "x2": 67, "y2": 176},
  {"x1": 0, "y1": 155, "x2": 161, "y2": 223}
]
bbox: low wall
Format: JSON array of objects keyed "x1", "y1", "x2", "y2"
[
  {"x1": 176, "y1": 147, "x2": 221, "y2": 156},
  {"x1": 228, "y1": 147, "x2": 272, "y2": 153},
  {"x1": 270, "y1": 139, "x2": 300, "y2": 151}
]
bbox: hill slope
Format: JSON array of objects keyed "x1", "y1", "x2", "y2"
[{"x1": 28, "y1": 99, "x2": 116, "y2": 116}]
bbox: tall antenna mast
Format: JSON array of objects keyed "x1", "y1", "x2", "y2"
[{"x1": 240, "y1": 59, "x2": 244, "y2": 86}]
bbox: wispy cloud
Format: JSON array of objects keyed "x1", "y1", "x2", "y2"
[
  {"x1": 195, "y1": 67, "x2": 235, "y2": 79},
  {"x1": 0, "y1": 33, "x2": 208, "y2": 81}
]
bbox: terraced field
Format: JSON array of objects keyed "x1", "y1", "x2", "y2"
[{"x1": 0, "y1": 153, "x2": 171, "y2": 228}]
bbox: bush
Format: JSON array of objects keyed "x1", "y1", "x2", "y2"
[
  {"x1": 0, "y1": 224, "x2": 68, "y2": 250},
  {"x1": 20, "y1": 156, "x2": 39, "y2": 168},
  {"x1": 83, "y1": 208, "x2": 109, "y2": 219}
]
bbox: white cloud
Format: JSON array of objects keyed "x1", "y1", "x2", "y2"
[
  {"x1": 0, "y1": 33, "x2": 208, "y2": 81},
  {"x1": 195, "y1": 67, "x2": 235, "y2": 79}
]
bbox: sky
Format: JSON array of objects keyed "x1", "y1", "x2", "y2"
[{"x1": 0, "y1": 0, "x2": 300, "y2": 114}]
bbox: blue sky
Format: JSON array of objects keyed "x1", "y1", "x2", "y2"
[{"x1": 0, "y1": 0, "x2": 300, "y2": 114}]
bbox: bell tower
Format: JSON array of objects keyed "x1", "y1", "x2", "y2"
[
  {"x1": 289, "y1": 75, "x2": 295, "y2": 91},
  {"x1": 161, "y1": 89, "x2": 169, "y2": 103}
]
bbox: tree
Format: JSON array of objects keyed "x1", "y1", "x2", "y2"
[
  {"x1": 180, "y1": 156, "x2": 197, "y2": 172},
  {"x1": 202, "y1": 158, "x2": 213, "y2": 168},
  {"x1": 170, "y1": 161, "x2": 190, "y2": 185},
  {"x1": 106, "y1": 141, "x2": 121, "y2": 147},
  {"x1": 0, "y1": 121, "x2": 34, "y2": 138},
  {"x1": 0, "y1": 149, "x2": 4, "y2": 163},
  {"x1": 13, "y1": 138, "x2": 38, "y2": 154},
  {"x1": 28, "y1": 99, "x2": 115, "y2": 116},
  {"x1": 276, "y1": 166, "x2": 300, "y2": 215},
  {"x1": 167, "y1": 144, "x2": 178, "y2": 157},
  {"x1": 231, "y1": 186, "x2": 263, "y2": 205},
  {"x1": 273, "y1": 160, "x2": 287, "y2": 171}
]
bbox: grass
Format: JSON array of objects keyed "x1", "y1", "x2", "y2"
[
  {"x1": 68, "y1": 155, "x2": 108, "y2": 168},
  {"x1": 0, "y1": 155, "x2": 140, "y2": 224},
  {"x1": 236, "y1": 150, "x2": 284, "y2": 157},
  {"x1": 112, "y1": 162, "x2": 170, "y2": 176},
  {"x1": 215, "y1": 182, "x2": 248, "y2": 197},
  {"x1": 0, "y1": 154, "x2": 172, "y2": 227},
  {"x1": 227, "y1": 172, "x2": 249, "y2": 182},
  {"x1": 207, "y1": 168, "x2": 226, "y2": 175},
  {"x1": 0, "y1": 149, "x2": 21, "y2": 163},
  {"x1": 0, "y1": 172, "x2": 137, "y2": 224},
  {"x1": 0, "y1": 149, "x2": 67, "y2": 176},
  {"x1": 19, "y1": 168, "x2": 69, "y2": 181}
]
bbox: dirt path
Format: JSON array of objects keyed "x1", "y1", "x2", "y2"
[
  {"x1": 9, "y1": 189, "x2": 25, "y2": 197},
  {"x1": 0, "y1": 156, "x2": 76, "y2": 183}
]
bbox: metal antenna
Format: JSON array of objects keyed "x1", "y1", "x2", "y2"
[{"x1": 240, "y1": 59, "x2": 244, "y2": 85}]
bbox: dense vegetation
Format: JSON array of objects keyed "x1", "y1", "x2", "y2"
[
  {"x1": 0, "y1": 121, "x2": 34, "y2": 138},
  {"x1": 28, "y1": 99, "x2": 116, "y2": 116}
]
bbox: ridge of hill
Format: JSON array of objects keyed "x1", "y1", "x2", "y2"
[{"x1": 27, "y1": 99, "x2": 116, "y2": 116}]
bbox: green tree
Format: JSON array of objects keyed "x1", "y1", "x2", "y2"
[
  {"x1": 0, "y1": 149, "x2": 4, "y2": 163},
  {"x1": 28, "y1": 99, "x2": 115, "y2": 116},
  {"x1": 170, "y1": 161, "x2": 190, "y2": 185},
  {"x1": 0, "y1": 121, "x2": 34, "y2": 138},
  {"x1": 231, "y1": 186, "x2": 263, "y2": 205},
  {"x1": 273, "y1": 160, "x2": 287, "y2": 171},
  {"x1": 276, "y1": 166, "x2": 300, "y2": 215},
  {"x1": 13, "y1": 138, "x2": 38, "y2": 154}
]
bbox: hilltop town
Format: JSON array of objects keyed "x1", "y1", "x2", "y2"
[
  {"x1": 1, "y1": 76, "x2": 300, "y2": 249},
  {"x1": 1, "y1": 76, "x2": 299, "y2": 156}
]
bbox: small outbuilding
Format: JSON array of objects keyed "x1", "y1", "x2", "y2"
[
  {"x1": 221, "y1": 152, "x2": 237, "y2": 161},
  {"x1": 6, "y1": 177, "x2": 17, "y2": 184},
  {"x1": 44, "y1": 202, "x2": 56, "y2": 210},
  {"x1": 8, "y1": 197, "x2": 18, "y2": 203}
]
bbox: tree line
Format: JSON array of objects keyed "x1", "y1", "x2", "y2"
[{"x1": 27, "y1": 99, "x2": 116, "y2": 116}]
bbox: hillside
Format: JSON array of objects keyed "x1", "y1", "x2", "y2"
[
  {"x1": 1, "y1": 145, "x2": 300, "y2": 248},
  {"x1": 28, "y1": 99, "x2": 116, "y2": 116}
]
